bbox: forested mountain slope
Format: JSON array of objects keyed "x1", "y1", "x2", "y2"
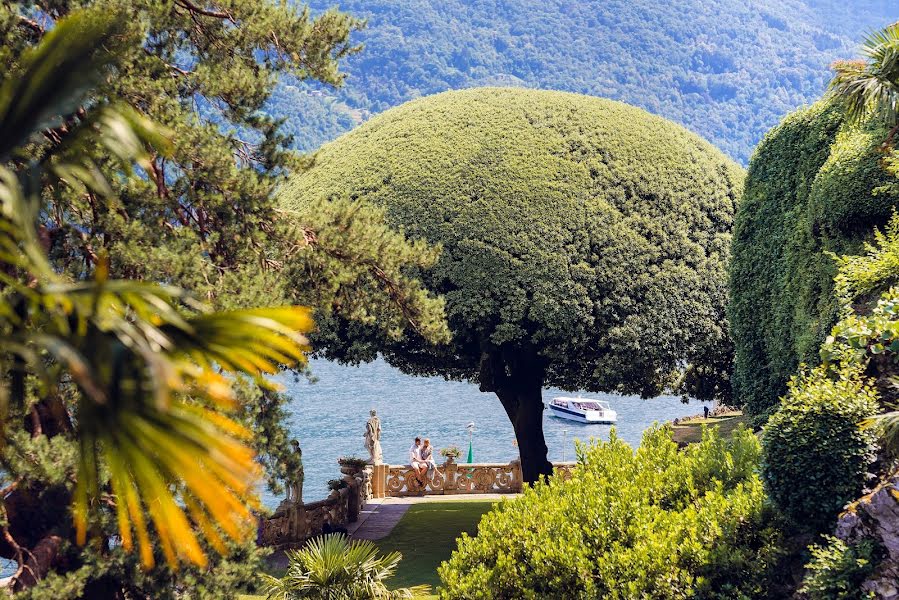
[{"x1": 275, "y1": 0, "x2": 898, "y2": 162}]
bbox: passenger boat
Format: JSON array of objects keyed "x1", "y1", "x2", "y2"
[{"x1": 543, "y1": 397, "x2": 617, "y2": 424}]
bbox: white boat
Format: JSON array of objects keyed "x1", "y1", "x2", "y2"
[{"x1": 543, "y1": 397, "x2": 617, "y2": 424}]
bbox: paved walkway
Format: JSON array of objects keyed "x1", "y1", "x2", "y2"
[{"x1": 348, "y1": 494, "x2": 517, "y2": 541}]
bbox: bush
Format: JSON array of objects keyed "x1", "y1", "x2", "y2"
[
  {"x1": 438, "y1": 426, "x2": 781, "y2": 599},
  {"x1": 327, "y1": 478, "x2": 348, "y2": 491},
  {"x1": 762, "y1": 365, "x2": 878, "y2": 534},
  {"x1": 440, "y1": 445, "x2": 462, "y2": 460},
  {"x1": 800, "y1": 536, "x2": 880, "y2": 599}
]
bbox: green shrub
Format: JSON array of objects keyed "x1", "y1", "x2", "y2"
[
  {"x1": 438, "y1": 426, "x2": 781, "y2": 599},
  {"x1": 800, "y1": 536, "x2": 880, "y2": 599},
  {"x1": 762, "y1": 365, "x2": 878, "y2": 534}
]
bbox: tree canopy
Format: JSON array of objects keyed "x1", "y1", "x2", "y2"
[
  {"x1": 281, "y1": 87, "x2": 743, "y2": 481},
  {"x1": 0, "y1": 9, "x2": 316, "y2": 595}
]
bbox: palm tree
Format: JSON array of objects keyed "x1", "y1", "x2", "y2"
[
  {"x1": 830, "y1": 21, "x2": 899, "y2": 143},
  {"x1": 0, "y1": 8, "x2": 312, "y2": 582},
  {"x1": 261, "y1": 534, "x2": 430, "y2": 599}
]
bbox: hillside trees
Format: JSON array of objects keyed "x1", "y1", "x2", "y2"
[
  {"x1": 282, "y1": 88, "x2": 742, "y2": 482},
  {"x1": 276, "y1": 0, "x2": 899, "y2": 161},
  {"x1": 0, "y1": 11, "x2": 314, "y2": 595}
]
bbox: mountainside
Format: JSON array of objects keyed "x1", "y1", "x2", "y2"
[{"x1": 273, "y1": 0, "x2": 898, "y2": 162}]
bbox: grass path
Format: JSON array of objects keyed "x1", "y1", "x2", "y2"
[{"x1": 375, "y1": 500, "x2": 496, "y2": 593}]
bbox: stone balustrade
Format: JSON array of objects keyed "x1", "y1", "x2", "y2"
[{"x1": 367, "y1": 460, "x2": 577, "y2": 498}]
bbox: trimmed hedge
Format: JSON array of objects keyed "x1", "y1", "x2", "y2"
[
  {"x1": 761, "y1": 365, "x2": 878, "y2": 534},
  {"x1": 729, "y1": 101, "x2": 897, "y2": 417},
  {"x1": 282, "y1": 88, "x2": 743, "y2": 399}
]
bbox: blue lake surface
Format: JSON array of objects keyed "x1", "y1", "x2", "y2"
[{"x1": 264, "y1": 357, "x2": 713, "y2": 507}]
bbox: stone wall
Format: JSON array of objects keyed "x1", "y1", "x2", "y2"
[
  {"x1": 368, "y1": 460, "x2": 576, "y2": 498},
  {"x1": 258, "y1": 459, "x2": 577, "y2": 548},
  {"x1": 258, "y1": 462, "x2": 368, "y2": 550}
]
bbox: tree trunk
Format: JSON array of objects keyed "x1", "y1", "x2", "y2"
[
  {"x1": 479, "y1": 345, "x2": 553, "y2": 484},
  {"x1": 12, "y1": 534, "x2": 63, "y2": 591}
]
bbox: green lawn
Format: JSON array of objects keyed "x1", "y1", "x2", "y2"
[
  {"x1": 241, "y1": 499, "x2": 497, "y2": 600},
  {"x1": 671, "y1": 411, "x2": 750, "y2": 445},
  {"x1": 376, "y1": 500, "x2": 497, "y2": 595}
]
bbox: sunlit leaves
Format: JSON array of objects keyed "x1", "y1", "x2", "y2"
[{"x1": 0, "y1": 9, "x2": 314, "y2": 571}]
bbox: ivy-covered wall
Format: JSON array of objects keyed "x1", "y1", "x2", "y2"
[{"x1": 729, "y1": 100, "x2": 897, "y2": 417}]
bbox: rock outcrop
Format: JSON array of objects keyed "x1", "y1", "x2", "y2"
[{"x1": 835, "y1": 472, "x2": 899, "y2": 599}]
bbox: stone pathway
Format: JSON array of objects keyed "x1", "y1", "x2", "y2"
[{"x1": 348, "y1": 493, "x2": 517, "y2": 541}]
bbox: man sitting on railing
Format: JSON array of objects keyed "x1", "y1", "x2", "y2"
[{"x1": 409, "y1": 437, "x2": 427, "y2": 485}]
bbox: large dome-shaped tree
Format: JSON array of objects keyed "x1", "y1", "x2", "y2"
[{"x1": 282, "y1": 88, "x2": 743, "y2": 482}]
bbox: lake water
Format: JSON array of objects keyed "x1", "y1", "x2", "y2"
[{"x1": 265, "y1": 358, "x2": 713, "y2": 507}]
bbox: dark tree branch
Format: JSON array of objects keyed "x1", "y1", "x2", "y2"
[{"x1": 173, "y1": 0, "x2": 236, "y2": 23}]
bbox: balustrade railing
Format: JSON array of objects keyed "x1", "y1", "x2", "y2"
[{"x1": 368, "y1": 460, "x2": 576, "y2": 498}]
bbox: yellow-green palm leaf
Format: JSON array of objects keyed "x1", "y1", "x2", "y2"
[{"x1": 0, "y1": 9, "x2": 314, "y2": 570}]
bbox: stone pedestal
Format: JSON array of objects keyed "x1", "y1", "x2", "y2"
[{"x1": 444, "y1": 461, "x2": 458, "y2": 492}]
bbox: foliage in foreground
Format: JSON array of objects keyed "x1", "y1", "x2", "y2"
[
  {"x1": 0, "y1": 8, "x2": 312, "y2": 596},
  {"x1": 800, "y1": 536, "x2": 881, "y2": 600},
  {"x1": 439, "y1": 426, "x2": 781, "y2": 599},
  {"x1": 761, "y1": 365, "x2": 879, "y2": 535},
  {"x1": 261, "y1": 534, "x2": 429, "y2": 599}
]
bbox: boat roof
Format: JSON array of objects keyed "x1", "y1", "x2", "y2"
[{"x1": 551, "y1": 396, "x2": 611, "y2": 405}]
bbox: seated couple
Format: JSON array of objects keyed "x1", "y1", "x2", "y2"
[{"x1": 408, "y1": 437, "x2": 437, "y2": 485}]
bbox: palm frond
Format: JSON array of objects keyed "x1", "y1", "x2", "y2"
[
  {"x1": 862, "y1": 410, "x2": 899, "y2": 456},
  {"x1": 0, "y1": 9, "x2": 127, "y2": 159},
  {"x1": 261, "y1": 534, "x2": 431, "y2": 598},
  {"x1": 0, "y1": 9, "x2": 314, "y2": 571},
  {"x1": 829, "y1": 21, "x2": 899, "y2": 127}
]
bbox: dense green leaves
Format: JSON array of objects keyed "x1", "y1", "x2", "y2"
[
  {"x1": 438, "y1": 426, "x2": 780, "y2": 599},
  {"x1": 283, "y1": 88, "x2": 741, "y2": 399},
  {"x1": 729, "y1": 100, "x2": 898, "y2": 417},
  {"x1": 800, "y1": 536, "x2": 881, "y2": 599},
  {"x1": 1, "y1": 0, "x2": 361, "y2": 295},
  {"x1": 0, "y1": 7, "x2": 315, "y2": 588},
  {"x1": 761, "y1": 365, "x2": 878, "y2": 534}
]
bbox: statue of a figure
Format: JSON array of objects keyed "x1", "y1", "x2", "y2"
[
  {"x1": 285, "y1": 439, "x2": 304, "y2": 505},
  {"x1": 364, "y1": 409, "x2": 383, "y2": 465}
]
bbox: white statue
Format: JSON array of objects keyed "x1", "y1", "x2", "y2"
[{"x1": 364, "y1": 409, "x2": 383, "y2": 465}]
